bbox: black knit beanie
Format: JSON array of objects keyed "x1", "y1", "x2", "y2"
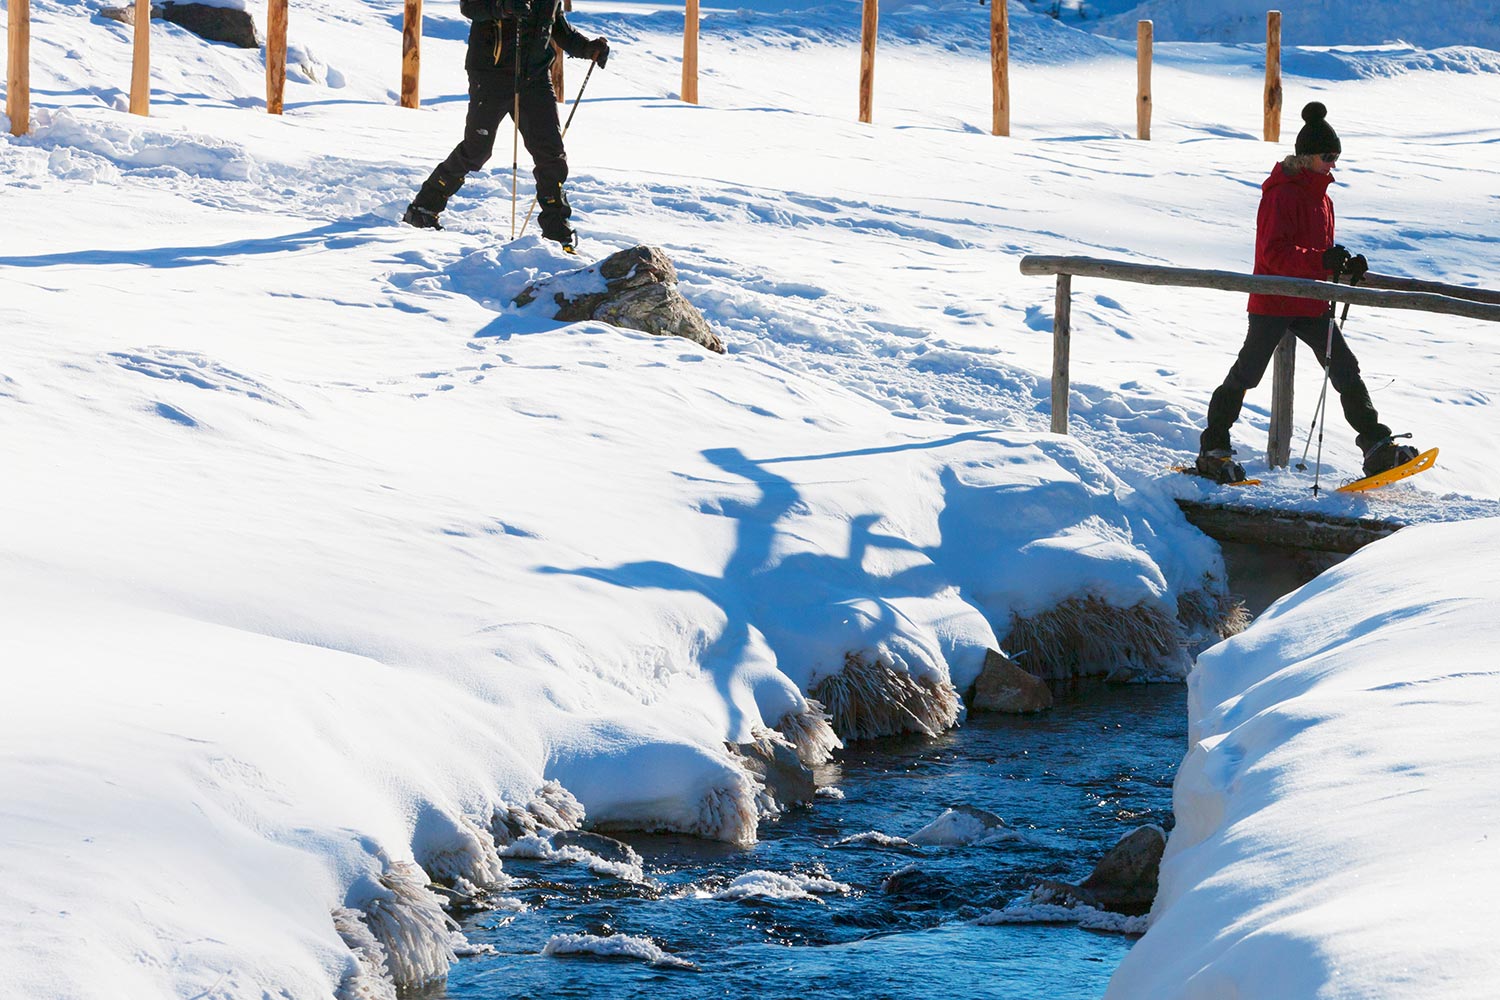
[{"x1": 1295, "y1": 102, "x2": 1341, "y2": 157}]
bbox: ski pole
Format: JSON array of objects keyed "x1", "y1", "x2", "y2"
[
  {"x1": 1307, "y1": 271, "x2": 1349, "y2": 496},
  {"x1": 518, "y1": 59, "x2": 596, "y2": 239},
  {"x1": 1297, "y1": 267, "x2": 1366, "y2": 471},
  {"x1": 510, "y1": 19, "x2": 521, "y2": 240}
]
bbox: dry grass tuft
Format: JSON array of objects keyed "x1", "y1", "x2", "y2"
[
  {"x1": 774, "y1": 699, "x2": 843, "y2": 766},
  {"x1": 811, "y1": 653, "x2": 961, "y2": 741},
  {"x1": 1006, "y1": 596, "x2": 1189, "y2": 681},
  {"x1": 1177, "y1": 585, "x2": 1251, "y2": 640}
]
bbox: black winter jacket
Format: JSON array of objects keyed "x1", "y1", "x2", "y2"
[{"x1": 461, "y1": 0, "x2": 591, "y2": 79}]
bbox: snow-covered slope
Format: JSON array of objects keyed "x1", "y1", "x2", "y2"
[
  {"x1": 1108, "y1": 517, "x2": 1500, "y2": 999},
  {"x1": 4, "y1": 0, "x2": 1500, "y2": 996},
  {"x1": 1088, "y1": 0, "x2": 1500, "y2": 52}
]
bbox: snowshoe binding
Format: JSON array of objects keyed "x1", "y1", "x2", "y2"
[
  {"x1": 1194, "y1": 448, "x2": 1248, "y2": 485},
  {"x1": 1361, "y1": 434, "x2": 1420, "y2": 477}
]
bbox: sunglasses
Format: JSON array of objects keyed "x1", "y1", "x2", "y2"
[{"x1": 1320, "y1": 152, "x2": 1340, "y2": 164}]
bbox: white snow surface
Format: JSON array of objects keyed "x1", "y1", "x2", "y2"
[
  {"x1": 1108, "y1": 518, "x2": 1500, "y2": 998},
  {"x1": 4, "y1": 0, "x2": 1500, "y2": 997}
]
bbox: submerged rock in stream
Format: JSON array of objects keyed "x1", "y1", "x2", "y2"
[
  {"x1": 970, "y1": 648, "x2": 1054, "y2": 714},
  {"x1": 1031, "y1": 824, "x2": 1166, "y2": 916},
  {"x1": 909, "y1": 805, "x2": 1020, "y2": 847}
]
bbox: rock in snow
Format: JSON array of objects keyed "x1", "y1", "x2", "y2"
[
  {"x1": 99, "y1": 3, "x2": 260, "y2": 48},
  {"x1": 515, "y1": 246, "x2": 726, "y2": 354}
]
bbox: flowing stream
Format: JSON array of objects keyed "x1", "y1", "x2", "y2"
[{"x1": 445, "y1": 684, "x2": 1185, "y2": 999}]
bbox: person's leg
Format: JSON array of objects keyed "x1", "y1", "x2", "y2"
[
  {"x1": 1288, "y1": 315, "x2": 1390, "y2": 448},
  {"x1": 407, "y1": 68, "x2": 511, "y2": 225},
  {"x1": 517, "y1": 79, "x2": 573, "y2": 244},
  {"x1": 1199, "y1": 315, "x2": 1287, "y2": 453},
  {"x1": 1289, "y1": 315, "x2": 1418, "y2": 473}
]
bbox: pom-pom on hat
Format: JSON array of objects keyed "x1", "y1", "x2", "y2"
[{"x1": 1295, "y1": 101, "x2": 1341, "y2": 157}]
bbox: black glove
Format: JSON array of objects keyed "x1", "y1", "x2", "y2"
[
  {"x1": 584, "y1": 36, "x2": 610, "y2": 68},
  {"x1": 1321, "y1": 244, "x2": 1351, "y2": 276},
  {"x1": 1345, "y1": 253, "x2": 1369, "y2": 282}
]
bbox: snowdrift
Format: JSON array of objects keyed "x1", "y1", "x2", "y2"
[{"x1": 1109, "y1": 518, "x2": 1500, "y2": 999}]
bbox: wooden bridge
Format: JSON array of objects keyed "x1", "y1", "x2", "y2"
[{"x1": 1019, "y1": 255, "x2": 1500, "y2": 553}]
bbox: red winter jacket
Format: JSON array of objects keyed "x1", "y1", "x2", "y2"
[{"x1": 1248, "y1": 162, "x2": 1336, "y2": 317}]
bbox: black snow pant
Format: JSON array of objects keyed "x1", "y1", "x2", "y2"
[
  {"x1": 1200, "y1": 312, "x2": 1390, "y2": 454},
  {"x1": 411, "y1": 67, "x2": 572, "y2": 240}
]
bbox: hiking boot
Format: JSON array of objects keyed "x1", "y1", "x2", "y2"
[
  {"x1": 537, "y1": 187, "x2": 575, "y2": 250},
  {"x1": 1195, "y1": 448, "x2": 1246, "y2": 484},
  {"x1": 1362, "y1": 436, "x2": 1419, "y2": 477},
  {"x1": 402, "y1": 204, "x2": 443, "y2": 230}
]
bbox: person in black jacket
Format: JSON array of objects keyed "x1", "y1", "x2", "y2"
[{"x1": 403, "y1": 0, "x2": 608, "y2": 248}]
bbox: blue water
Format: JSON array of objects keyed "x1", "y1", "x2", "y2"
[{"x1": 446, "y1": 684, "x2": 1185, "y2": 1000}]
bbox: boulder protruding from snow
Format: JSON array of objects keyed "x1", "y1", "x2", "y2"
[
  {"x1": 970, "y1": 648, "x2": 1053, "y2": 713},
  {"x1": 100, "y1": 3, "x2": 261, "y2": 48},
  {"x1": 515, "y1": 245, "x2": 725, "y2": 354},
  {"x1": 1032, "y1": 824, "x2": 1166, "y2": 916},
  {"x1": 163, "y1": 2, "x2": 260, "y2": 48}
]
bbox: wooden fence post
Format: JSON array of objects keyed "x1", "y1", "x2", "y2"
[
  {"x1": 682, "y1": 0, "x2": 699, "y2": 105},
  {"x1": 1266, "y1": 333, "x2": 1295, "y2": 467},
  {"x1": 266, "y1": 0, "x2": 288, "y2": 115},
  {"x1": 551, "y1": 0, "x2": 572, "y2": 102},
  {"x1": 129, "y1": 0, "x2": 150, "y2": 116},
  {"x1": 400, "y1": 0, "x2": 421, "y2": 108},
  {"x1": 1264, "y1": 10, "x2": 1281, "y2": 142},
  {"x1": 6, "y1": 0, "x2": 30, "y2": 135},
  {"x1": 991, "y1": 0, "x2": 1008, "y2": 136},
  {"x1": 858, "y1": 0, "x2": 876, "y2": 123},
  {"x1": 1136, "y1": 20, "x2": 1151, "y2": 140},
  {"x1": 1051, "y1": 274, "x2": 1072, "y2": 435}
]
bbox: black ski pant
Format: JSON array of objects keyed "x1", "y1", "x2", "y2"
[
  {"x1": 412, "y1": 68, "x2": 570, "y2": 237},
  {"x1": 1200, "y1": 312, "x2": 1390, "y2": 454}
]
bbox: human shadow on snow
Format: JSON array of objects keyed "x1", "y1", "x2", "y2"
[
  {"x1": 538, "y1": 433, "x2": 1045, "y2": 722},
  {"x1": 0, "y1": 216, "x2": 397, "y2": 269}
]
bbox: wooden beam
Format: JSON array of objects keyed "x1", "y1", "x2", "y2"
[
  {"x1": 1264, "y1": 10, "x2": 1281, "y2": 142},
  {"x1": 1018, "y1": 256, "x2": 1500, "y2": 324},
  {"x1": 682, "y1": 0, "x2": 699, "y2": 105},
  {"x1": 266, "y1": 0, "x2": 288, "y2": 115},
  {"x1": 991, "y1": 0, "x2": 1009, "y2": 137},
  {"x1": 6, "y1": 0, "x2": 29, "y2": 136},
  {"x1": 400, "y1": 0, "x2": 422, "y2": 109},
  {"x1": 1267, "y1": 332, "x2": 1296, "y2": 468},
  {"x1": 1176, "y1": 499, "x2": 1402, "y2": 554},
  {"x1": 1051, "y1": 273, "x2": 1072, "y2": 435},
  {"x1": 129, "y1": 0, "x2": 150, "y2": 116},
  {"x1": 1136, "y1": 20, "x2": 1151, "y2": 141},
  {"x1": 1362, "y1": 272, "x2": 1500, "y2": 306},
  {"x1": 858, "y1": 0, "x2": 876, "y2": 124}
]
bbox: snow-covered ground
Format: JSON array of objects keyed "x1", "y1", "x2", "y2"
[
  {"x1": 3, "y1": 0, "x2": 1499, "y2": 997},
  {"x1": 1108, "y1": 517, "x2": 1500, "y2": 998}
]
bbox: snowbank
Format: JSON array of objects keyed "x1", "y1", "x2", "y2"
[{"x1": 1108, "y1": 519, "x2": 1500, "y2": 998}]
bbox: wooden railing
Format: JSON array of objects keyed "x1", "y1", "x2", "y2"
[{"x1": 1019, "y1": 255, "x2": 1500, "y2": 467}]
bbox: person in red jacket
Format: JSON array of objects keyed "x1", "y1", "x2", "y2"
[{"x1": 1196, "y1": 102, "x2": 1418, "y2": 483}]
